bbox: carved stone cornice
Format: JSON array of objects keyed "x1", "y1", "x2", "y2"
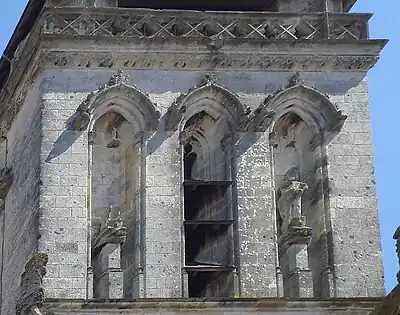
[{"x1": 40, "y1": 50, "x2": 380, "y2": 73}]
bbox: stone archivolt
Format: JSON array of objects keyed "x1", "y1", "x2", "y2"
[
  {"x1": 71, "y1": 70, "x2": 160, "y2": 133},
  {"x1": 166, "y1": 73, "x2": 248, "y2": 132}
]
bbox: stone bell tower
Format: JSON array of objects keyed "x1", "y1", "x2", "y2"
[{"x1": 0, "y1": 0, "x2": 388, "y2": 314}]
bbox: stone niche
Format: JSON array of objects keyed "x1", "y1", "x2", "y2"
[
  {"x1": 269, "y1": 82, "x2": 346, "y2": 298},
  {"x1": 90, "y1": 111, "x2": 142, "y2": 299}
]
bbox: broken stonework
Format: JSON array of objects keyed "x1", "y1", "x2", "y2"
[
  {"x1": 0, "y1": 167, "x2": 13, "y2": 198},
  {"x1": 394, "y1": 226, "x2": 400, "y2": 283},
  {"x1": 91, "y1": 205, "x2": 127, "y2": 259},
  {"x1": 370, "y1": 226, "x2": 400, "y2": 315},
  {"x1": 16, "y1": 253, "x2": 49, "y2": 315}
]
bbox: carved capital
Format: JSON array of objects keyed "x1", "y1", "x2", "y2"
[
  {"x1": 91, "y1": 205, "x2": 127, "y2": 259},
  {"x1": 0, "y1": 167, "x2": 13, "y2": 199},
  {"x1": 16, "y1": 253, "x2": 49, "y2": 315}
]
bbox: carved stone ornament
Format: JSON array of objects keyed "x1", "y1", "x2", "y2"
[
  {"x1": 16, "y1": 253, "x2": 49, "y2": 315},
  {"x1": 0, "y1": 167, "x2": 13, "y2": 199},
  {"x1": 394, "y1": 226, "x2": 400, "y2": 283},
  {"x1": 287, "y1": 72, "x2": 305, "y2": 88},
  {"x1": 92, "y1": 205, "x2": 127, "y2": 259},
  {"x1": 200, "y1": 72, "x2": 217, "y2": 86},
  {"x1": 278, "y1": 219, "x2": 312, "y2": 256}
]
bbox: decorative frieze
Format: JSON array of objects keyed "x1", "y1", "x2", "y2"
[{"x1": 40, "y1": 51, "x2": 380, "y2": 73}]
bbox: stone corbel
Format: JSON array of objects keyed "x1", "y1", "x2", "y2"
[
  {"x1": 92, "y1": 205, "x2": 127, "y2": 259},
  {"x1": 278, "y1": 217, "x2": 312, "y2": 256},
  {"x1": 0, "y1": 167, "x2": 13, "y2": 199},
  {"x1": 16, "y1": 253, "x2": 49, "y2": 315}
]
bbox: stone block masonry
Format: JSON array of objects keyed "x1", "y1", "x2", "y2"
[
  {"x1": 1, "y1": 79, "x2": 43, "y2": 314},
  {"x1": 32, "y1": 69, "x2": 384, "y2": 301}
]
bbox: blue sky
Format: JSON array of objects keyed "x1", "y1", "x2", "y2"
[{"x1": 0, "y1": 0, "x2": 398, "y2": 293}]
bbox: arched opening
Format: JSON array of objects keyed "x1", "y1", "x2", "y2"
[
  {"x1": 90, "y1": 110, "x2": 142, "y2": 299},
  {"x1": 181, "y1": 110, "x2": 235, "y2": 297},
  {"x1": 269, "y1": 85, "x2": 346, "y2": 298}
]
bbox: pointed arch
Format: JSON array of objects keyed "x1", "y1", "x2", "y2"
[
  {"x1": 178, "y1": 83, "x2": 247, "y2": 132},
  {"x1": 85, "y1": 83, "x2": 160, "y2": 132},
  {"x1": 268, "y1": 84, "x2": 347, "y2": 135}
]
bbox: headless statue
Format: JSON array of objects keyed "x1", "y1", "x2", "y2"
[{"x1": 276, "y1": 167, "x2": 308, "y2": 236}]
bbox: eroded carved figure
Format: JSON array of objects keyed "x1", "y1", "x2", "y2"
[
  {"x1": 92, "y1": 205, "x2": 127, "y2": 258},
  {"x1": 276, "y1": 167, "x2": 309, "y2": 236},
  {"x1": 16, "y1": 253, "x2": 49, "y2": 315},
  {"x1": 0, "y1": 167, "x2": 13, "y2": 198},
  {"x1": 394, "y1": 226, "x2": 400, "y2": 283}
]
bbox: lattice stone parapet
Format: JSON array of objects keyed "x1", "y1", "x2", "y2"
[{"x1": 42, "y1": 7, "x2": 371, "y2": 41}]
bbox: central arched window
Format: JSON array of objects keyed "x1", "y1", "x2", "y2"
[
  {"x1": 173, "y1": 82, "x2": 246, "y2": 298},
  {"x1": 182, "y1": 110, "x2": 235, "y2": 297}
]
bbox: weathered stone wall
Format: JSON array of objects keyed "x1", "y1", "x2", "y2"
[
  {"x1": 1, "y1": 79, "x2": 43, "y2": 314},
  {"x1": 39, "y1": 83, "x2": 89, "y2": 299},
  {"x1": 327, "y1": 78, "x2": 385, "y2": 297},
  {"x1": 38, "y1": 69, "x2": 384, "y2": 300}
]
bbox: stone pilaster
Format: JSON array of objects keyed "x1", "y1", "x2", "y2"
[
  {"x1": 236, "y1": 132, "x2": 277, "y2": 297},
  {"x1": 144, "y1": 131, "x2": 182, "y2": 298}
]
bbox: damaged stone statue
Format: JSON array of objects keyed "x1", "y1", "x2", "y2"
[
  {"x1": 16, "y1": 253, "x2": 49, "y2": 315},
  {"x1": 276, "y1": 167, "x2": 309, "y2": 236},
  {"x1": 91, "y1": 205, "x2": 127, "y2": 259}
]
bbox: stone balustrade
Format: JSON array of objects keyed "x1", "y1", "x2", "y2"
[{"x1": 42, "y1": 7, "x2": 371, "y2": 41}]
